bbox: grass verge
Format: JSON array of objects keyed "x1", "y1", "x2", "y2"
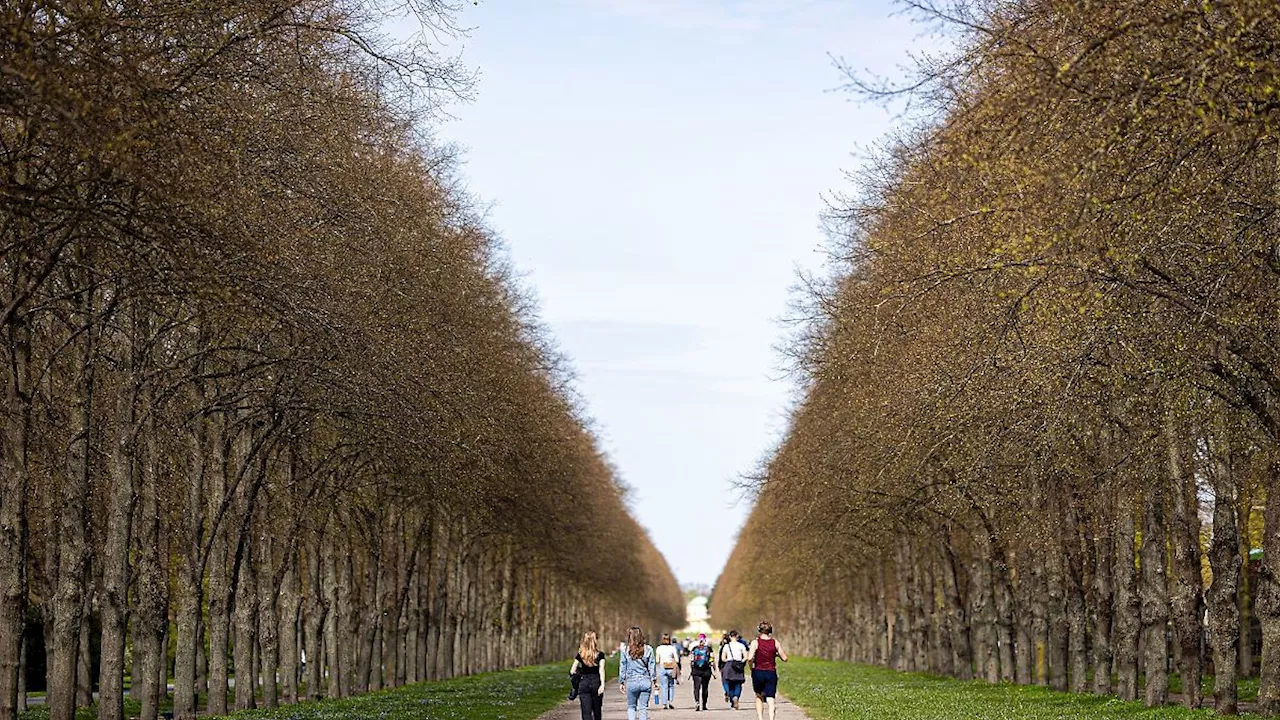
[
  {"x1": 218, "y1": 658, "x2": 616, "y2": 720},
  {"x1": 782, "y1": 657, "x2": 1260, "y2": 719}
]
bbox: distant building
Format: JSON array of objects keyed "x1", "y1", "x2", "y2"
[{"x1": 681, "y1": 596, "x2": 712, "y2": 635}]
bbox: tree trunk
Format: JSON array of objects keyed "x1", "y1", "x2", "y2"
[
  {"x1": 76, "y1": 598, "x2": 92, "y2": 708},
  {"x1": 173, "y1": 413, "x2": 207, "y2": 720},
  {"x1": 234, "y1": 534, "x2": 257, "y2": 711},
  {"x1": 1063, "y1": 497, "x2": 1088, "y2": 694},
  {"x1": 992, "y1": 553, "x2": 1016, "y2": 684},
  {"x1": 1031, "y1": 542, "x2": 1050, "y2": 687},
  {"x1": 324, "y1": 538, "x2": 344, "y2": 698},
  {"x1": 942, "y1": 541, "x2": 973, "y2": 680},
  {"x1": 259, "y1": 532, "x2": 280, "y2": 709},
  {"x1": 278, "y1": 550, "x2": 300, "y2": 704},
  {"x1": 1241, "y1": 485, "x2": 1256, "y2": 680},
  {"x1": 16, "y1": 635, "x2": 24, "y2": 713},
  {"x1": 207, "y1": 429, "x2": 231, "y2": 717},
  {"x1": 1140, "y1": 475, "x2": 1169, "y2": 707},
  {"x1": 303, "y1": 538, "x2": 325, "y2": 700},
  {"x1": 0, "y1": 318, "x2": 32, "y2": 720},
  {"x1": 134, "y1": 409, "x2": 168, "y2": 720},
  {"x1": 360, "y1": 532, "x2": 381, "y2": 693},
  {"x1": 970, "y1": 534, "x2": 1000, "y2": 683},
  {"x1": 1092, "y1": 480, "x2": 1115, "y2": 695},
  {"x1": 98, "y1": 375, "x2": 139, "y2": 720},
  {"x1": 341, "y1": 549, "x2": 358, "y2": 692},
  {"x1": 1114, "y1": 489, "x2": 1142, "y2": 702},
  {"x1": 1046, "y1": 501, "x2": 1070, "y2": 692},
  {"x1": 1254, "y1": 461, "x2": 1280, "y2": 715},
  {"x1": 1167, "y1": 414, "x2": 1204, "y2": 710},
  {"x1": 1207, "y1": 429, "x2": 1241, "y2": 715},
  {"x1": 49, "y1": 329, "x2": 93, "y2": 720}
]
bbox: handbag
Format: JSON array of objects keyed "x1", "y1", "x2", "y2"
[
  {"x1": 723, "y1": 643, "x2": 746, "y2": 676},
  {"x1": 569, "y1": 669, "x2": 581, "y2": 700},
  {"x1": 659, "y1": 643, "x2": 678, "y2": 670}
]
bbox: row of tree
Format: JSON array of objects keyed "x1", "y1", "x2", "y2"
[
  {"x1": 712, "y1": 0, "x2": 1280, "y2": 714},
  {"x1": 0, "y1": 2, "x2": 684, "y2": 719}
]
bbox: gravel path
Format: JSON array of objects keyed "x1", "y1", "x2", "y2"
[{"x1": 537, "y1": 668, "x2": 811, "y2": 720}]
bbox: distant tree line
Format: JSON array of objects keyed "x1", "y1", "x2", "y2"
[
  {"x1": 713, "y1": 0, "x2": 1280, "y2": 714},
  {"x1": 0, "y1": 2, "x2": 684, "y2": 719}
]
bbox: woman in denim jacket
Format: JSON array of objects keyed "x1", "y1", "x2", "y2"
[{"x1": 618, "y1": 626, "x2": 659, "y2": 719}]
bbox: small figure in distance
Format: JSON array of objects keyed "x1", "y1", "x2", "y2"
[
  {"x1": 747, "y1": 620, "x2": 789, "y2": 720},
  {"x1": 570, "y1": 631, "x2": 606, "y2": 720}
]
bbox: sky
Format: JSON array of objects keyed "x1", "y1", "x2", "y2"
[{"x1": 417, "y1": 0, "x2": 935, "y2": 588}]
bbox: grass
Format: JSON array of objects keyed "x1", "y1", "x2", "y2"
[
  {"x1": 17, "y1": 658, "x2": 615, "y2": 720},
  {"x1": 19, "y1": 700, "x2": 141, "y2": 720},
  {"x1": 782, "y1": 657, "x2": 1262, "y2": 719},
  {"x1": 1169, "y1": 672, "x2": 1260, "y2": 702},
  {"x1": 214, "y1": 657, "x2": 617, "y2": 720}
]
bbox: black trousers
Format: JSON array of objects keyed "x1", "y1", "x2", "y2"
[
  {"x1": 690, "y1": 671, "x2": 712, "y2": 707},
  {"x1": 577, "y1": 673, "x2": 603, "y2": 720}
]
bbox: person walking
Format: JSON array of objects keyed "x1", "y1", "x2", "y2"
[
  {"x1": 571, "y1": 631, "x2": 607, "y2": 720},
  {"x1": 655, "y1": 633, "x2": 680, "y2": 709},
  {"x1": 720, "y1": 630, "x2": 748, "y2": 710},
  {"x1": 748, "y1": 621, "x2": 789, "y2": 720},
  {"x1": 619, "y1": 627, "x2": 658, "y2": 720},
  {"x1": 718, "y1": 634, "x2": 732, "y2": 702},
  {"x1": 688, "y1": 633, "x2": 717, "y2": 711}
]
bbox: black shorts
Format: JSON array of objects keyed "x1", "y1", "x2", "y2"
[{"x1": 751, "y1": 669, "x2": 778, "y2": 698}]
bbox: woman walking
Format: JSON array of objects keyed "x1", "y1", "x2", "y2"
[
  {"x1": 748, "y1": 621, "x2": 789, "y2": 720},
  {"x1": 720, "y1": 630, "x2": 747, "y2": 709},
  {"x1": 655, "y1": 633, "x2": 680, "y2": 709},
  {"x1": 688, "y1": 633, "x2": 717, "y2": 711},
  {"x1": 619, "y1": 626, "x2": 659, "y2": 720},
  {"x1": 718, "y1": 634, "x2": 732, "y2": 702},
  {"x1": 571, "y1": 631, "x2": 607, "y2": 720}
]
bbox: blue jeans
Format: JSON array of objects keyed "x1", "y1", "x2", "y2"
[
  {"x1": 626, "y1": 682, "x2": 651, "y2": 719},
  {"x1": 659, "y1": 670, "x2": 676, "y2": 705},
  {"x1": 727, "y1": 679, "x2": 744, "y2": 702}
]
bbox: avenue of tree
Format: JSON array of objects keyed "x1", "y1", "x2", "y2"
[
  {"x1": 713, "y1": 0, "x2": 1280, "y2": 715},
  {"x1": 0, "y1": 2, "x2": 684, "y2": 719}
]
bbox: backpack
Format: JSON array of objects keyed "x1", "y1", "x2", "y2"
[{"x1": 691, "y1": 645, "x2": 713, "y2": 668}]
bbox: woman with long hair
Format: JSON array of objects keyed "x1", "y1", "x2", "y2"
[
  {"x1": 655, "y1": 633, "x2": 679, "y2": 709},
  {"x1": 747, "y1": 620, "x2": 789, "y2": 720},
  {"x1": 570, "y1": 631, "x2": 607, "y2": 720},
  {"x1": 618, "y1": 626, "x2": 658, "y2": 719}
]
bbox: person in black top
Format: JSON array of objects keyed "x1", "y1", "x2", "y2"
[{"x1": 571, "y1": 631, "x2": 607, "y2": 720}]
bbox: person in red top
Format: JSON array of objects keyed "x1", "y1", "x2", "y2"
[{"x1": 747, "y1": 620, "x2": 789, "y2": 720}]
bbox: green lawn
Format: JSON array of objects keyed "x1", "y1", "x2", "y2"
[
  {"x1": 216, "y1": 658, "x2": 614, "y2": 720},
  {"x1": 17, "y1": 658, "x2": 610, "y2": 720},
  {"x1": 782, "y1": 658, "x2": 1260, "y2": 719},
  {"x1": 20, "y1": 698, "x2": 143, "y2": 720}
]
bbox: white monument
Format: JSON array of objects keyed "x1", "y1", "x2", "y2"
[{"x1": 681, "y1": 595, "x2": 713, "y2": 635}]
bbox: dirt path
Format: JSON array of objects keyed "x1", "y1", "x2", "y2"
[{"x1": 538, "y1": 668, "x2": 811, "y2": 720}]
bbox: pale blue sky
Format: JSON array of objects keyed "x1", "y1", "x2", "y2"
[{"x1": 426, "y1": 1, "x2": 933, "y2": 587}]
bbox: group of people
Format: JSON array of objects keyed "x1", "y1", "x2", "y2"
[{"x1": 568, "y1": 621, "x2": 788, "y2": 720}]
